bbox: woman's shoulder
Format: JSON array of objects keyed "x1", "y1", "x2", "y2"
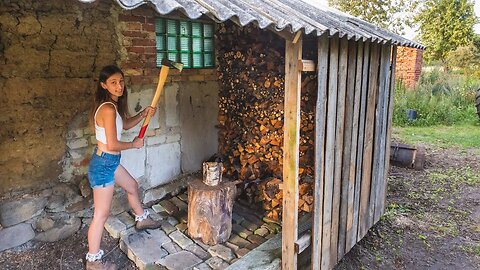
[{"x1": 97, "y1": 103, "x2": 117, "y2": 116}]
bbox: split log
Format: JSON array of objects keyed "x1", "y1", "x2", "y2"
[{"x1": 187, "y1": 178, "x2": 236, "y2": 245}]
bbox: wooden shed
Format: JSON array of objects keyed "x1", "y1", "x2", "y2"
[{"x1": 80, "y1": 0, "x2": 424, "y2": 269}]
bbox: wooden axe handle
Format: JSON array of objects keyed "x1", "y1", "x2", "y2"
[{"x1": 138, "y1": 65, "x2": 170, "y2": 138}]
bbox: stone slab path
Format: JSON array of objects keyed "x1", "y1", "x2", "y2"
[{"x1": 104, "y1": 192, "x2": 282, "y2": 270}]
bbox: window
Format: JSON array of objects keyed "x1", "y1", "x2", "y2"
[{"x1": 155, "y1": 18, "x2": 215, "y2": 68}]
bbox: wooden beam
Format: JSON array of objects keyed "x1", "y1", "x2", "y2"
[
  {"x1": 282, "y1": 35, "x2": 302, "y2": 270},
  {"x1": 298, "y1": 60, "x2": 316, "y2": 72},
  {"x1": 312, "y1": 34, "x2": 329, "y2": 270},
  {"x1": 295, "y1": 231, "x2": 312, "y2": 254},
  {"x1": 293, "y1": 31, "x2": 302, "y2": 44}
]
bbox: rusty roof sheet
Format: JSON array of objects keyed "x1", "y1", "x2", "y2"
[{"x1": 79, "y1": 0, "x2": 424, "y2": 49}]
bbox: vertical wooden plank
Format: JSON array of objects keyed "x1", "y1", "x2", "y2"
[
  {"x1": 282, "y1": 36, "x2": 302, "y2": 270},
  {"x1": 346, "y1": 41, "x2": 364, "y2": 252},
  {"x1": 331, "y1": 36, "x2": 348, "y2": 264},
  {"x1": 358, "y1": 41, "x2": 380, "y2": 240},
  {"x1": 312, "y1": 34, "x2": 329, "y2": 270},
  {"x1": 338, "y1": 39, "x2": 357, "y2": 259},
  {"x1": 353, "y1": 40, "x2": 370, "y2": 243},
  {"x1": 321, "y1": 34, "x2": 339, "y2": 270},
  {"x1": 374, "y1": 45, "x2": 392, "y2": 223},
  {"x1": 369, "y1": 44, "x2": 390, "y2": 226},
  {"x1": 380, "y1": 46, "x2": 397, "y2": 220}
]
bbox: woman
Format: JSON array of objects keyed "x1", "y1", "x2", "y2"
[{"x1": 86, "y1": 65, "x2": 160, "y2": 270}]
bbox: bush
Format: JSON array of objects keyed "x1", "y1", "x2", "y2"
[{"x1": 393, "y1": 68, "x2": 480, "y2": 126}]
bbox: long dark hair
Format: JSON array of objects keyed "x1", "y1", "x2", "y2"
[{"x1": 91, "y1": 65, "x2": 130, "y2": 124}]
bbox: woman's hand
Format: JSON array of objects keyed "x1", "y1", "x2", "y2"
[
  {"x1": 131, "y1": 136, "x2": 144, "y2": 149},
  {"x1": 141, "y1": 106, "x2": 157, "y2": 118}
]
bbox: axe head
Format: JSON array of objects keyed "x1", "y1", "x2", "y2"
[{"x1": 161, "y1": 58, "x2": 184, "y2": 72}]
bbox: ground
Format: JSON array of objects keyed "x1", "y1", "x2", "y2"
[{"x1": 0, "y1": 144, "x2": 479, "y2": 269}]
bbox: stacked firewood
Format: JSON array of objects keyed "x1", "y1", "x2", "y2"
[{"x1": 216, "y1": 22, "x2": 317, "y2": 219}]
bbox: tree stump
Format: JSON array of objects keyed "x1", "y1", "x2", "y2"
[{"x1": 187, "y1": 178, "x2": 236, "y2": 245}]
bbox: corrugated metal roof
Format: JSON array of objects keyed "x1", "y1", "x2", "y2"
[{"x1": 79, "y1": 0, "x2": 424, "y2": 49}]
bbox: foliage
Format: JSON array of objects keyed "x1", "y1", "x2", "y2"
[
  {"x1": 414, "y1": 0, "x2": 477, "y2": 66},
  {"x1": 392, "y1": 124, "x2": 480, "y2": 148},
  {"x1": 328, "y1": 0, "x2": 416, "y2": 35},
  {"x1": 393, "y1": 68, "x2": 480, "y2": 126}
]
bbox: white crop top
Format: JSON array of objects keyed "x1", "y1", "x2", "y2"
[{"x1": 94, "y1": 102, "x2": 123, "y2": 144}]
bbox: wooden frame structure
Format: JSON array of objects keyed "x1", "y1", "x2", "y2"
[{"x1": 282, "y1": 33, "x2": 398, "y2": 269}]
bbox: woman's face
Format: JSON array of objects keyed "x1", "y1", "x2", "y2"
[{"x1": 100, "y1": 72, "x2": 124, "y2": 100}]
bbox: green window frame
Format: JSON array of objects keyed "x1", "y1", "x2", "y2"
[{"x1": 155, "y1": 18, "x2": 215, "y2": 69}]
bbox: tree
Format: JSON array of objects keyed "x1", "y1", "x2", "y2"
[
  {"x1": 328, "y1": 0, "x2": 416, "y2": 35},
  {"x1": 415, "y1": 0, "x2": 477, "y2": 66}
]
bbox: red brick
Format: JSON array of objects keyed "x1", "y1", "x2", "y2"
[
  {"x1": 118, "y1": 14, "x2": 146, "y2": 23},
  {"x1": 122, "y1": 31, "x2": 149, "y2": 38},
  {"x1": 127, "y1": 46, "x2": 145, "y2": 54},
  {"x1": 143, "y1": 23, "x2": 155, "y2": 32}
]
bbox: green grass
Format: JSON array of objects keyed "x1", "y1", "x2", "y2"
[{"x1": 392, "y1": 124, "x2": 480, "y2": 149}]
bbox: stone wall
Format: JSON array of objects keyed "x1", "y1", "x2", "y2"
[
  {"x1": 395, "y1": 47, "x2": 424, "y2": 89},
  {"x1": 0, "y1": 0, "x2": 118, "y2": 194}
]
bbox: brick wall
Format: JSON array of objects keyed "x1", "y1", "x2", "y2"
[{"x1": 395, "y1": 47, "x2": 424, "y2": 89}]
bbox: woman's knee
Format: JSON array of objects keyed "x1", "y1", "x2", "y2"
[
  {"x1": 92, "y1": 209, "x2": 110, "y2": 223},
  {"x1": 124, "y1": 181, "x2": 139, "y2": 195}
]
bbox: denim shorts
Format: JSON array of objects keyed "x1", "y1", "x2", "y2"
[{"x1": 88, "y1": 148, "x2": 121, "y2": 189}]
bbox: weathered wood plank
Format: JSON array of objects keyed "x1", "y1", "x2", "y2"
[
  {"x1": 346, "y1": 41, "x2": 364, "y2": 252},
  {"x1": 380, "y1": 46, "x2": 397, "y2": 222},
  {"x1": 353, "y1": 40, "x2": 370, "y2": 244},
  {"x1": 330, "y1": 36, "x2": 348, "y2": 264},
  {"x1": 312, "y1": 34, "x2": 329, "y2": 270},
  {"x1": 373, "y1": 45, "x2": 392, "y2": 223},
  {"x1": 282, "y1": 36, "x2": 302, "y2": 270},
  {"x1": 321, "y1": 34, "x2": 339, "y2": 270},
  {"x1": 358, "y1": 41, "x2": 380, "y2": 240},
  {"x1": 338, "y1": 39, "x2": 357, "y2": 259}
]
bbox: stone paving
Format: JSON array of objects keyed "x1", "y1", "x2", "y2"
[{"x1": 104, "y1": 191, "x2": 282, "y2": 270}]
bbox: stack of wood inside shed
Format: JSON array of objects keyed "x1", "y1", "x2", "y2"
[{"x1": 216, "y1": 22, "x2": 317, "y2": 221}]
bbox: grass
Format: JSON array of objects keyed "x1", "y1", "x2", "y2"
[{"x1": 392, "y1": 124, "x2": 480, "y2": 149}]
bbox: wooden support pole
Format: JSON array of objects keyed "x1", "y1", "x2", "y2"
[{"x1": 282, "y1": 35, "x2": 302, "y2": 270}]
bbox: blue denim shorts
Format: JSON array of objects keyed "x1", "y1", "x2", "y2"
[{"x1": 88, "y1": 148, "x2": 121, "y2": 189}]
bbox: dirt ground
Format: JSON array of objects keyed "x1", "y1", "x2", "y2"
[{"x1": 0, "y1": 144, "x2": 479, "y2": 270}]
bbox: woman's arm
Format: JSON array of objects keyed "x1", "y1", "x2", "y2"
[
  {"x1": 100, "y1": 105, "x2": 142, "y2": 151},
  {"x1": 123, "y1": 106, "x2": 156, "y2": 130}
]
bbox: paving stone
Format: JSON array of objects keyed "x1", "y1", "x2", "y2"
[
  {"x1": 186, "y1": 243, "x2": 211, "y2": 260},
  {"x1": 207, "y1": 244, "x2": 235, "y2": 262},
  {"x1": 205, "y1": 256, "x2": 230, "y2": 270},
  {"x1": 169, "y1": 230, "x2": 194, "y2": 249},
  {"x1": 166, "y1": 216, "x2": 179, "y2": 226},
  {"x1": 157, "y1": 250, "x2": 202, "y2": 270},
  {"x1": 117, "y1": 211, "x2": 135, "y2": 229},
  {"x1": 265, "y1": 233, "x2": 275, "y2": 240},
  {"x1": 234, "y1": 248, "x2": 250, "y2": 258},
  {"x1": 194, "y1": 238, "x2": 212, "y2": 251},
  {"x1": 262, "y1": 216, "x2": 281, "y2": 225},
  {"x1": 159, "y1": 200, "x2": 179, "y2": 215},
  {"x1": 177, "y1": 193, "x2": 188, "y2": 202},
  {"x1": 152, "y1": 203, "x2": 166, "y2": 213},
  {"x1": 230, "y1": 258, "x2": 239, "y2": 264},
  {"x1": 162, "y1": 241, "x2": 182, "y2": 254},
  {"x1": 232, "y1": 224, "x2": 252, "y2": 239},
  {"x1": 245, "y1": 242, "x2": 257, "y2": 250},
  {"x1": 254, "y1": 227, "x2": 269, "y2": 237},
  {"x1": 175, "y1": 210, "x2": 188, "y2": 224},
  {"x1": 161, "y1": 220, "x2": 177, "y2": 235},
  {"x1": 175, "y1": 222, "x2": 188, "y2": 233},
  {"x1": 231, "y1": 212, "x2": 244, "y2": 224},
  {"x1": 120, "y1": 229, "x2": 170, "y2": 269},
  {"x1": 263, "y1": 222, "x2": 281, "y2": 234},
  {"x1": 105, "y1": 216, "x2": 128, "y2": 239},
  {"x1": 224, "y1": 241, "x2": 239, "y2": 252},
  {"x1": 227, "y1": 235, "x2": 251, "y2": 249},
  {"x1": 170, "y1": 196, "x2": 188, "y2": 211},
  {"x1": 0, "y1": 223, "x2": 35, "y2": 252},
  {"x1": 240, "y1": 219, "x2": 258, "y2": 232},
  {"x1": 247, "y1": 234, "x2": 267, "y2": 245},
  {"x1": 193, "y1": 262, "x2": 212, "y2": 270}
]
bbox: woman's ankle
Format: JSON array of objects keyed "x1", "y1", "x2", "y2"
[{"x1": 86, "y1": 249, "x2": 104, "y2": 262}]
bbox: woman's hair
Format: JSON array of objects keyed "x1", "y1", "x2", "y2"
[{"x1": 91, "y1": 65, "x2": 130, "y2": 124}]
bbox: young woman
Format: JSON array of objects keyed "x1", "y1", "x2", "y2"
[{"x1": 86, "y1": 65, "x2": 160, "y2": 270}]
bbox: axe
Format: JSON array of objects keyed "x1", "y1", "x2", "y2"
[{"x1": 138, "y1": 59, "x2": 184, "y2": 138}]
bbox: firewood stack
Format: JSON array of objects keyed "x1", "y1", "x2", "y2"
[{"x1": 216, "y1": 22, "x2": 317, "y2": 220}]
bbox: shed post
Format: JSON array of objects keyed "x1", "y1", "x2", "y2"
[{"x1": 282, "y1": 33, "x2": 302, "y2": 270}]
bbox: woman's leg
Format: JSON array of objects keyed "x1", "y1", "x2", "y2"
[
  {"x1": 87, "y1": 185, "x2": 114, "y2": 254},
  {"x1": 114, "y1": 165, "x2": 143, "y2": 216}
]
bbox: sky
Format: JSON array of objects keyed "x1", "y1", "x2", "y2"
[{"x1": 307, "y1": 0, "x2": 480, "y2": 39}]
